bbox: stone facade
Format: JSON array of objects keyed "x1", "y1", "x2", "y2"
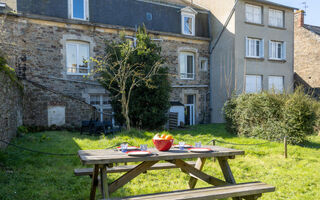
[
  {"x1": 0, "y1": 71, "x2": 23, "y2": 149},
  {"x1": 0, "y1": 12, "x2": 210, "y2": 128},
  {"x1": 294, "y1": 11, "x2": 320, "y2": 89}
]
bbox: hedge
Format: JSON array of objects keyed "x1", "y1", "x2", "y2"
[{"x1": 224, "y1": 88, "x2": 317, "y2": 144}]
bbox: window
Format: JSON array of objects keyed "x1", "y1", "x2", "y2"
[
  {"x1": 269, "y1": 76, "x2": 284, "y2": 93},
  {"x1": 269, "y1": 9, "x2": 284, "y2": 27},
  {"x1": 181, "y1": 14, "x2": 195, "y2": 35},
  {"x1": 66, "y1": 41, "x2": 90, "y2": 75},
  {"x1": 200, "y1": 58, "x2": 208, "y2": 71},
  {"x1": 180, "y1": 52, "x2": 195, "y2": 79},
  {"x1": 90, "y1": 94, "x2": 111, "y2": 121},
  {"x1": 269, "y1": 41, "x2": 286, "y2": 60},
  {"x1": 246, "y1": 37, "x2": 264, "y2": 58},
  {"x1": 245, "y1": 75, "x2": 262, "y2": 93},
  {"x1": 70, "y1": 0, "x2": 89, "y2": 20},
  {"x1": 246, "y1": 4, "x2": 262, "y2": 24}
]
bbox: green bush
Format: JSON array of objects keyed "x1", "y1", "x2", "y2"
[{"x1": 224, "y1": 88, "x2": 317, "y2": 144}]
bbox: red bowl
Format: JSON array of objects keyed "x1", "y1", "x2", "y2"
[{"x1": 152, "y1": 139, "x2": 174, "y2": 151}]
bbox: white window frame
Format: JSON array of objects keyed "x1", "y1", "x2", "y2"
[
  {"x1": 269, "y1": 8, "x2": 284, "y2": 27},
  {"x1": 66, "y1": 41, "x2": 90, "y2": 75},
  {"x1": 268, "y1": 76, "x2": 284, "y2": 93},
  {"x1": 246, "y1": 37, "x2": 264, "y2": 58},
  {"x1": 90, "y1": 94, "x2": 112, "y2": 122},
  {"x1": 181, "y1": 13, "x2": 195, "y2": 36},
  {"x1": 69, "y1": 0, "x2": 89, "y2": 21},
  {"x1": 180, "y1": 52, "x2": 195, "y2": 80},
  {"x1": 245, "y1": 4, "x2": 262, "y2": 24},
  {"x1": 269, "y1": 40, "x2": 286, "y2": 60},
  {"x1": 199, "y1": 57, "x2": 208, "y2": 71},
  {"x1": 245, "y1": 75, "x2": 262, "y2": 94}
]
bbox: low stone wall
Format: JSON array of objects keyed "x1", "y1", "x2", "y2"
[
  {"x1": 22, "y1": 80, "x2": 99, "y2": 128},
  {"x1": 0, "y1": 71, "x2": 23, "y2": 149}
]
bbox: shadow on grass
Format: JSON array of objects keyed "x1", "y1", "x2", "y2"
[
  {"x1": 170, "y1": 124, "x2": 237, "y2": 139},
  {"x1": 300, "y1": 140, "x2": 320, "y2": 149}
]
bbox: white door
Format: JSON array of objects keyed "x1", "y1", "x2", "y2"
[{"x1": 48, "y1": 106, "x2": 66, "y2": 126}]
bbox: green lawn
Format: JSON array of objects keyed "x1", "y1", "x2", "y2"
[{"x1": 0, "y1": 124, "x2": 319, "y2": 200}]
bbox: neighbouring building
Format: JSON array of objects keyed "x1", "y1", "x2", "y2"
[
  {"x1": 0, "y1": 0, "x2": 211, "y2": 130},
  {"x1": 194, "y1": 0, "x2": 296, "y2": 122},
  {"x1": 294, "y1": 10, "x2": 320, "y2": 97}
]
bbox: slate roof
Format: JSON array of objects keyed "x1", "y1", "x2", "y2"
[
  {"x1": 140, "y1": 0, "x2": 208, "y2": 11},
  {"x1": 304, "y1": 24, "x2": 320, "y2": 36}
]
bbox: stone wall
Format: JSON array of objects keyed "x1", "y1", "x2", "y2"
[
  {"x1": 294, "y1": 11, "x2": 320, "y2": 88},
  {"x1": 0, "y1": 13, "x2": 210, "y2": 126},
  {"x1": 22, "y1": 80, "x2": 99, "y2": 128},
  {"x1": 0, "y1": 71, "x2": 23, "y2": 149}
]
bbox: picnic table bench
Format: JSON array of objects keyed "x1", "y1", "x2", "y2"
[{"x1": 77, "y1": 146, "x2": 275, "y2": 200}]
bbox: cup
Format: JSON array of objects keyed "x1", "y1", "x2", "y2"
[
  {"x1": 195, "y1": 142, "x2": 202, "y2": 148},
  {"x1": 179, "y1": 141, "x2": 185, "y2": 150},
  {"x1": 140, "y1": 144, "x2": 147, "y2": 151},
  {"x1": 121, "y1": 143, "x2": 128, "y2": 152}
]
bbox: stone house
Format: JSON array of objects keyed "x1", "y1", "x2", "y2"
[
  {"x1": 294, "y1": 10, "x2": 320, "y2": 96},
  {"x1": 0, "y1": 0, "x2": 211, "y2": 130},
  {"x1": 0, "y1": 0, "x2": 296, "y2": 135},
  {"x1": 194, "y1": 0, "x2": 296, "y2": 122}
]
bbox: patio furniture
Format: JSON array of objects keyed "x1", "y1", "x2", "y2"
[
  {"x1": 77, "y1": 146, "x2": 275, "y2": 200},
  {"x1": 74, "y1": 161, "x2": 196, "y2": 177},
  {"x1": 80, "y1": 120, "x2": 94, "y2": 135}
]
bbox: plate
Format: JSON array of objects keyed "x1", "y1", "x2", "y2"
[
  {"x1": 117, "y1": 146, "x2": 140, "y2": 151},
  {"x1": 189, "y1": 148, "x2": 212, "y2": 153},
  {"x1": 173, "y1": 144, "x2": 193, "y2": 148},
  {"x1": 126, "y1": 151, "x2": 152, "y2": 156}
]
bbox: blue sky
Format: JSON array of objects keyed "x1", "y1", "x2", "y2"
[{"x1": 270, "y1": 0, "x2": 320, "y2": 26}]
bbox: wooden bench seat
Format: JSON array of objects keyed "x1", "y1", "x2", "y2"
[
  {"x1": 74, "y1": 161, "x2": 196, "y2": 176},
  {"x1": 111, "y1": 182, "x2": 275, "y2": 200}
]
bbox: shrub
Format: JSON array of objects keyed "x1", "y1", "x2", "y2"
[{"x1": 224, "y1": 88, "x2": 317, "y2": 144}]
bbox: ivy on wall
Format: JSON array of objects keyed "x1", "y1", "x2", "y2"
[{"x1": 0, "y1": 55, "x2": 23, "y2": 90}]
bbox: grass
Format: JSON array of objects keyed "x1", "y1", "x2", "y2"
[{"x1": 0, "y1": 124, "x2": 319, "y2": 200}]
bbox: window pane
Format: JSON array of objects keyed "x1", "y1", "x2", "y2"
[
  {"x1": 246, "y1": 4, "x2": 261, "y2": 24},
  {"x1": 187, "y1": 55, "x2": 193, "y2": 74},
  {"x1": 180, "y1": 52, "x2": 194, "y2": 79},
  {"x1": 73, "y1": 0, "x2": 84, "y2": 19},
  {"x1": 78, "y1": 44, "x2": 89, "y2": 73},
  {"x1": 246, "y1": 75, "x2": 262, "y2": 93},
  {"x1": 184, "y1": 17, "x2": 193, "y2": 35},
  {"x1": 247, "y1": 38, "x2": 262, "y2": 57},
  {"x1": 90, "y1": 95, "x2": 100, "y2": 105},
  {"x1": 102, "y1": 95, "x2": 109, "y2": 105},
  {"x1": 269, "y1": 9, "x2": 283, "y2": 27},
  {"x1": 187, "y1": 95, "x2": 194, "y2": 104},
  {"x1": 269, "y1": 76, "x2": 284, "y2": 93},
  {"x1": 66, "y1": 44, "x2": 77, "y2": 73}
]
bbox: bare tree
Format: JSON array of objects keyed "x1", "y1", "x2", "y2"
[{"x1": 92, "y1": 39, "x2": 163, "y2": 130}]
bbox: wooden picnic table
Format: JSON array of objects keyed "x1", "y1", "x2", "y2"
[{"x1": 78, "y1": 145, "x2": 245, "y2": 200}]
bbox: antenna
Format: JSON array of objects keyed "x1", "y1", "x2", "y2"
[{"x1": 302, "y1": 1, "x2": 308, "y2": 16}]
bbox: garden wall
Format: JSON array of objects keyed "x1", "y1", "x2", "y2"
[{"x1": 0, "y1": 71, "x2": 23, "y2": 149}]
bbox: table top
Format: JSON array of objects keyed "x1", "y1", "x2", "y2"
[{"x1": 78, "y1": 146, "x2": 245, "y2": 165}]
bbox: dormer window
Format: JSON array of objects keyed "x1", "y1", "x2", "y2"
[
  {"x1": 181, "y1": 7, "x2": 197, "y2": 36},
  {"x1": 69, "y1": 0, "x2": 89, "y2": 21}
]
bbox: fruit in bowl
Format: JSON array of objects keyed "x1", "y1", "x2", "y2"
[{"x1": 152, "y1": 134, "x2": 174, "y2": 151}]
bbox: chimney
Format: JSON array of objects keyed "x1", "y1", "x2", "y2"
[{"x1": 296, "y1": 10, "x2": 305, "y2": 27}]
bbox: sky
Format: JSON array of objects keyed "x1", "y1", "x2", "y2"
[{"x1": 270, "y1": 0, "x2": 320, "y2": 26}]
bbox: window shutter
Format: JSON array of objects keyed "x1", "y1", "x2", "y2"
[
  {"x1": 245, "y1": 37, "x2": 249, "y2": 57},
  {"x1": 180, "y1": 53, "x2": 186, "y2": 76},
  {"x1": 268, "y1": 41, "x2": 272, "y2": 59},
  {"x1": 260, "y1": 39, "x2": 264, "y2": 58},
  {"x1": 282, "y1": 42, "x2": 286, "y2": 60}
]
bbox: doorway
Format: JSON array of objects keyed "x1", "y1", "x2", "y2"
[{"x1": 185, "y1": 95, "x2": 195, "y2": 126}]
